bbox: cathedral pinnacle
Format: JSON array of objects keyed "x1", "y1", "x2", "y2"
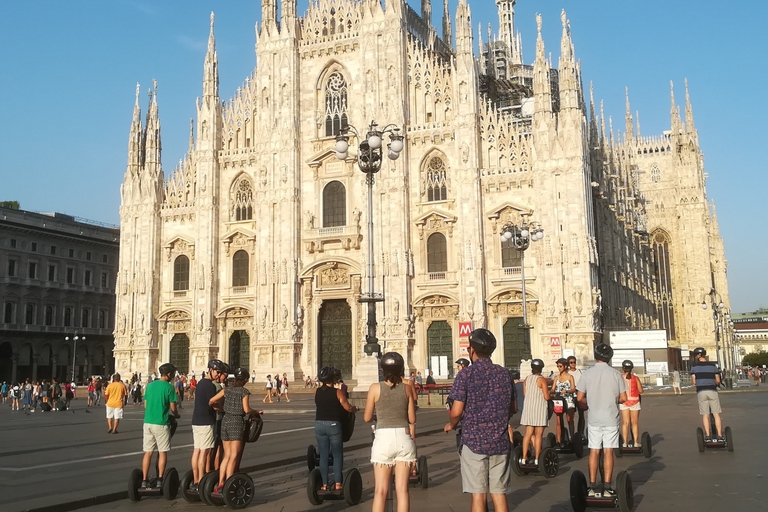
[
  {"x1": 203, "y1": 12, "x2": 219, "y2": 100},
  {"x1": 533, "y1": 13, "x2": 552, "y2": 115},
  {"x1": 422, "y1": 0, "x2": 432, "y2": 24},
  {"x1": 684, "y1": 78, "x2": 696, "y2": 133},
  {"x1": 625, "y1": 87, "x2": 634, "y2": 140},
  {"x1": 442, "y1": 0, "x2": 452, "y2": 44}
]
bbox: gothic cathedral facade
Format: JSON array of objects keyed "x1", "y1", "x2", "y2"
[{"x1": 114, "y1": 0, "x2": 729, "y2": 380}]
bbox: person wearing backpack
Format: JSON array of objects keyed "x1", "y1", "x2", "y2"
[{"x1": 52, "y1": 378, "x2": 63, "y2": 411}]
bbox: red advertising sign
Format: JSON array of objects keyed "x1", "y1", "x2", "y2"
[
  {"x1": 459, "y1": 322, "x2": 473, "y2": 337},
  {"x1": 550, "y1": 336, "x2": 562, "y2": 359}
]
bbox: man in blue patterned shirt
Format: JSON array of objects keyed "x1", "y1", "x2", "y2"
[{"x1": 446, "y1": 329, "x2": 515, "y2": 512}]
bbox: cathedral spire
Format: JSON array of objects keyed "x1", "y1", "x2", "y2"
[
  {"x1": 454, "y1": 0, "x2": 472, "y2": 56},
  {"x1": 625, "y1": 87, "x2": 634, "y2": 141},
  {"x1": 281, "y1": 0, "x2": 297, "y2": 28},
  {"x1": 558, "y1": 10, "x2": 579, "y2": 110},
  {"x1": 670, "y1": 80, "x2": 682, "y2": 133},
  {"x1": 600, "y1": 100, "x2": 607, "y2": 143},
  {"x1": 636, "y1": 111, "x2": 641, "y2": 139},
  {"x1": 589, "y1": 82, "x2": 598, "y2": 146},
  {"x1": 533, "y1": 14, "x2": 552, "y2": 115},
  {"x1": 188, "y1": 118, "x2": 195, "y2": 154},
  {"x1": 422, "y1": 0, "x2": 432, "y2": 24},
  {"x1": 684, "y1": 78, "x2": 696, "y2": 133},
  {"x1": 442, "y1": 0, "x2": 452, "y2": 44},
  {"x1": 144, "y1": 80, "x2": 161, "y2": 170},
  {"x1": 203, "y1": 12, "x2": 219, "y2": 100},
  {"x1": 496, "y1": 0, "x2": 519, "y2": 64},
  {"x1": 128, "y1": 83, "x2": 143, "y2": 172}
]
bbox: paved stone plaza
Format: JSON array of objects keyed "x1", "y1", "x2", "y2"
[{"x1": 1, "y1": 390, "x2": 766, "y2": 512}]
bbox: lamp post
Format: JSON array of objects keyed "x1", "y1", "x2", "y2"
[
  {"x1": 701, "y1": 289, "x2": 726, "y2": 371},
  {"x1": 335, "y1": 121, "x2": 404, "y2": 356},
  {"x1": 65, "y1": 333, "x2": 85, "y2": 383},
  {"x1": 499, "y1": 220, "x2": 544, "y2": 357}
]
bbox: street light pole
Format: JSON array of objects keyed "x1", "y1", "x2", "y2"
[
  {"x1": 65, "y1": 333, "x2": 85, "y2": 383},
  {"x1": 335, "y1": 121, "x2": 404, "y2": 356},
  {"x1": 500, "y1": 220, "x2": 544, "y2": 358}
]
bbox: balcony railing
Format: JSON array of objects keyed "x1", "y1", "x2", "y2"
[
  {"x1": 232, "y1": 286, "x2": 248, "y2": 294},
  {"x1": 428, "y1": 272, "x2": 446, "y2": 280},
  {"x1": 414, "y1": 271, "x2": 458, "y2": 289}
]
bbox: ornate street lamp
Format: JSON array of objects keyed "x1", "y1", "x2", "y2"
[
  {"x1": 65, "y1": 333, "x2": 85, "y2": 383},
  {"x1": 701, "y1": 288, "x2": 728, "y2": 371},
  {"x1": 335, "y1": 121, "x2": 404, "y2": 356},
  {"x1": 499, "y1": 220, "x2": 544, "y2": 354}
]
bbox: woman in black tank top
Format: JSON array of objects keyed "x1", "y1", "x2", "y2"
[{"x1": 314, "y1": 366, "x2": 357, "y2": 490}]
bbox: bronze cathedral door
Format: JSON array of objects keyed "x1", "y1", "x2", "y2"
[
  {"x1": 229, "y1": 330, "x2": 250, "y2": 370},
  {"x1": 318, "y1": 300, "x2": 352, "y2": 380}
]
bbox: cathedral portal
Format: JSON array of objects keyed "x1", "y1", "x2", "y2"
[
  {"x1": 169, "y1": 334, "x2": 189, "y2": 374},
  {"x1": 318, "y1": 300, "x2": 353, "y2": 380},
  {"x1": 229, "y1": 330, "x2": 250, "y2": 369}
]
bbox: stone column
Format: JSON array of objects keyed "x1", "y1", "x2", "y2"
[
  {"x1": 51, "y1": 356, "x2": 58, "y2": 382},
  {"x1": 86, "y1": 357, "x2": 92, "y2": 380},
  {"x1": 32, "y1": 353, "x2": 39, "y2": 381},
  {"x1": 11, "y1": 353, "x2": 18, "y2": 384}
]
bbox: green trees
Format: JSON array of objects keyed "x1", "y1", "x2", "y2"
[{"x1": 741, "y1": 351, "x2": 768, "y2": 368}]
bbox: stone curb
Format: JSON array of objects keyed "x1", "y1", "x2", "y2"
[{"x1": 23, "y1": 427, "x2": 446, "y2": 512}]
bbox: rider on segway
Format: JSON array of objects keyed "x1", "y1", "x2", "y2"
[
  {"x1": 208, "y1": 367, "x2": 262, "y2": 496},
  {"x1": 550, "y1": 358, "x2": 576, "y2": 448},
  {"x1": 619, "y1": 360, "x2": 644, "y2": 448},
  {"x1": 690, "y1": 347, "x2": 725, "y2": 442},
  {"x1": 141, "y1": 363, "x2": 180, "y2": 489}
]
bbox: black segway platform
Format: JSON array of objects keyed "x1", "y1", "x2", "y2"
[
  {"x1": 547, "y1": 395, "x2": 585, "y2": 458},
  {"x1": 618, "y1": 432, "x2": 652, "y2": 458},
  {"x1": 570, "y1": 469, "x2": 634, "y2": 511},
  {"x1": 511, "y1": 445, "x2": 559, "y2": 478},
  {"x1": 128, "y1": 467, "x2": 180, "y2": 501},
  {"x1": 307, "y1": 467, "x2": 363, "y2": 506}
]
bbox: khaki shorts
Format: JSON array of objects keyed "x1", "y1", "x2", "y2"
[
  {"x1": 697, "y1": 390, "x2": 722, "y2": 415},
  {"x1": 193, "y1": 425, "x2": 215, "y2": 450},
  {"x1": 459, "y1": 446, "x2": 511, "y2": 495},
  {"x1": 143, "y1": 423, "x2": 172, "y2": 453},
  {"x1": 106, "y1": 406, "x2": 124, "y2": 419},
  {"x1": 619, "y1": 403, "x2": 641, "y2": 411}
]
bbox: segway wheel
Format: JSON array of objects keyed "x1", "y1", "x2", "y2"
[
  {"x1": 725, "y1": 426, "x2": 734, "y2": 452},
  {"x1": 540, "y1": 447, "x2": 559, "y2": 479},
  {"x1": 573, "y1": 432, "x2": 584, "y2": 459},
  {"x1": 696, "y1": 427, "x2": 705, "y2": 452},
  {"x1": 307, "y1": 444, "x2": 317, "y2": 471},
  {"x1": 641, "y1": 432, "x2": 652, "y2": 458},
  {"x1": 512, "y1": 430, "x2": 523, "y2": 448},
  {"x1": 616, "y1": 470, "x2": 634, "y2": 512},
  {"x1": 180, "y1": 469, "x2": 199, "y2": 503},
  {"x1": 162, "y1": 467, "x2": 179, "y2": 500},
  {"x1": 223, "y1": 473, "x2": 255, "y2": 509},
  {"x1": 199, "y1": 470, "x2": 219, "y2": 506},
  {"x1": 511, "y1": 445, "x2": 526, "y2": 476},
  {"x1": 307, "y1": 468, "x2": 323, "y2": 505},
  {"x1": 128, "y1": 469, "x2": 142, "y2": 502},
  {"x1": 418, "y1": 455, "x2": 429, "y2": 489},
  {"x1": 546, "y1": 432, "x2": 557, "y2": 449},
  {"x1": 343, "y1": 467, "x2": 363, "y2": 506},
  {"x1": 569, "y1": 470, "x2": 587, "y2": 512}
]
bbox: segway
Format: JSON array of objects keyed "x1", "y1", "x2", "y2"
[
  {"x1": 200, "y1": 413, "x2": 263, "y2": 509},
  {"x1": 570, "y1": 469, "x2": 634, "y2": 511},
  {"x1": 697, "y1": 413, "x2": 733, "y2": 452},
  {"x1": 408, "y1": 454, "x2": 429, "y2": 488},
  {"x1": 181, "y1": 416, "x2": 224, "y2": 503},
  {"x1": 307, "y1": 466, "x2": 363, "y2": 506},
  {"x1": 127, "y1": 417, "x2": 180, "y2": 502},
  {"x1": 511, "y1": 443, "x2": 559, "y2": 478},
  {"x1": 546, "y1": 394, "x2": 585, "y2": 458},
  {"x1": 618, "y1": 431, "x2": 652, "y2": 458}
]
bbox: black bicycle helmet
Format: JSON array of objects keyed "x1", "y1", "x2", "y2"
[
  {"x1": 332, "y1": 367, "x2": 342, "y2": 382},
  {"x1": 455, "y1": 358, "x2": 471, "y2": 368},
  {"x1": 692, "y1": 347, "x2": 707, "y2": 358},
  {"x1": 207, "y1": 359, "x2": 229, "y2": 373},
  {"x1": 594, "y1": 343, "x2": 614, "y2": 362},
  {"x1": 468, "y1": 328, "x2": 497, "y2": 355},
  {"x1": 380, "y1": 352, "x2": 405, "y2": 376},
  {"x1": 318, "y1": 366, "x2": 335, "y2": 384},
  {"x1": 233, "y1": 367, "x2": 249, "y2": 380},
  {"x1": 622, "y1": 360, "x2": 634, "y2": 370},
  {"x1": 531, "y1": 358, "x2": 545, "y2": 369},
  {"x1": 158, "y1": 363, "x2": 176, "y2": 377}
]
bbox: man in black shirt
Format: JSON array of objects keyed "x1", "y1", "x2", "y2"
[{"x1": 189, "y1": 360, "x2": 229, "y2": 490}]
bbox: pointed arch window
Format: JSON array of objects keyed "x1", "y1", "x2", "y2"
[
  {"x1": 173, "y1": 255, "x2": 190, "y2": 291},
  {"x1": 427, "y1": 232, "x2": 448, "y2": 273},
  {"x1": 425, "y1": 157, "x2": 447, "y2": 202},
  {"x1": 232, "y1": 250, "x2": 249, "y2": 287},
  {"x1": 323, "y1": 181, "x2": 346, "y2": 227},
  {"x1": 651, "y1": 164, "x2": 661, "y2": 183},
  {"x1": 652, "y1": 231, "x2": 676, "y2": 340},
  {"x1": 324, "y1": 72, "x2": 348, "y2": 137},
  {"x1": 232, "y1": 178, "x2": 254, "y2": 221}
]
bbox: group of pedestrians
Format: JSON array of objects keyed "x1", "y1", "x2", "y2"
[
  {"x1": 1, "y1": 377, "x2": 75, "y2": 412},
  {"x1": 262, "y1": 373, "x2": 290, "y2": 403}
]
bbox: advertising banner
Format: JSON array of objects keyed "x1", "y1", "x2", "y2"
[{"x1": 607, "y1": 330, "x2": 668, "y2": 350}]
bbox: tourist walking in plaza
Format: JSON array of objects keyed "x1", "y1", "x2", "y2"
[
  {"x1": 672, "y1": 369, "x2": 682, "y2": 394},
  {"x1": 104, "y1": 373, "x2": 128, "y2": 433},
  {"x1": 279, "y1": 373, "x2": 290, "y2": 402},
  {"x1": 22, "y1": 379, "x2": 33, "y2": 411},
  {"x1": 445, "y1": 329, "x2": 514, "y2": 512},
  {"x1": 94, "y1": 377, "x2": 103, "y2": 406},
  {"x1": 263, "y1": 374, "x2": 274, "y2": 403}
]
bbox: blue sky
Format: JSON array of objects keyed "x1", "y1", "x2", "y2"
[{"x1": 0, "y1": 1, "x2": 765, "y2": 313}]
